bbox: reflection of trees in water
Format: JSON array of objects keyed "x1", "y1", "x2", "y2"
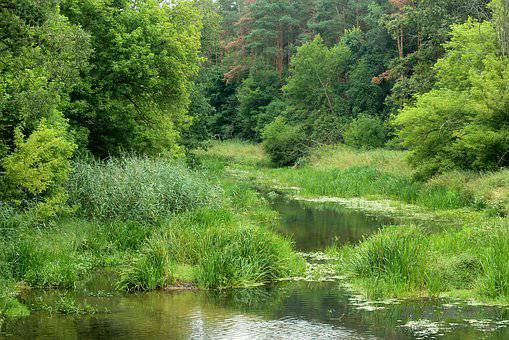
[
  {"x1": 272, "y1": 199, "x2": 393, "y2": 250},
  {"x1": 5, "y1": 282, "x2": 509, "y2": 339}
]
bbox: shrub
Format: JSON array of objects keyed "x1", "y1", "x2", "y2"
[
  {"x1": 343, "y1": 115, "x2": 387, "y2": 149},
  {"x1": 67, "y1": 157, "x2": 219, "y2": 222},
  {"x1": 262, "y1": 116, "x2": 308, "y2": 167},
  {"x1": 2, "y1": 120, "x2": 77, "y2": 220}
]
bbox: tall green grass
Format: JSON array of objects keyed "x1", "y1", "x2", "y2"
[
  {"x1": 67, "y1": 157, "x2": 220, "y2": 222},
  {"x1": 118, "y1": 207, "x2": 305, "y2": 290},
  {"x1": 347, "y1": 227, "x2": 427, "y2": 298},
  {"x1": 202, "y1": 141, "x2": 508, "y2": 214},
  {"x1": 478, "y1": 234, "x2": 509, "y2": 298},
  {"x1": 273, "y1": 166, "x2": 474, "y2": 210},
  {"x1": 341, "y1": 220, "x2": 509, "y2": 302},
  {"x1": 2, "y1": 216, "x2": 160, "y2": 289}
]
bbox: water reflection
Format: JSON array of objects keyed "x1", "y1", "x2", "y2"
[
  {"x1": 271, "y1": 198, "x2": 393, "y2": 251},
  {"x1": 2, "y1": 200, "x2": 509, "y2": 339},
  {"x1": 3, "y1": 282, "x2": 509, "y2": 339}
]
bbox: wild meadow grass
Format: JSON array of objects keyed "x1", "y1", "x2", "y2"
[
  {"x1": 203, "y1": 141, "x2": 508, "y2": 215},
  {"x1": 307, "y1": 144, "x2": 412, "y2": 175},
  {"x1": 119, "y1": 181, "x2": 305, "y2": 290},
  {"x1": 195, "y1": 139, "x2": 269, "y2": 168},
  {"x1": 0, "y1": 157, "x2": 304, "y2": 297},
  {"x1": 339, "y1": 219, "x2": 509, "y2": 302},
  {"x1": 67, "y1": 157, "x2": 220, "y2": 222},
  {"x1": 267, "y1": 166, "x2": 475, "y2": 211}
]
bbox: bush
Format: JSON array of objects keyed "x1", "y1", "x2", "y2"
[
  {"x1": 343, "y1": 115, "x2": 387, "y2": 149},
  {"x1": 67, "y1": 157, "x2": 219, "y2": 222},
  {"x1": 2, "y1": 120, "x2": 77, "y2": 220},
  {"x1": 262, "y1": 116, "x2": 308, "y2": 167}
]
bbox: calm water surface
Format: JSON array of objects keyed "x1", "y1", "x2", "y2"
[{"x1": 2, "y1": 199, "x2": 509, "y2": 339}]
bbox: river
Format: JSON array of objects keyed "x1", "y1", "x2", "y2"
[{"x1": 1, "y1": 198, "x2": 509, "y2": 339}]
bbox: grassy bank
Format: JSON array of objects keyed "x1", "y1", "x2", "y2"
[
  {"x1": 0, "y1": 156, "x2": 305, "y2": 316},
  {"x1": 197, "y1": 141, "x2": 509, "y2": 303},
  {"x1": 336, "y1": 216, "x2": 509, "y2": 302},
  {"x1": 201, "y1": 141, "x2": 508, "y2": 215}
]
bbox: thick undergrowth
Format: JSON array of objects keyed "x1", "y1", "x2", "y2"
[
  {"x1": 0, "y1": 156, "x2": 304, "y2": 316},
  {"x1": 200, "y1": 141, "x2": 509, "y2": 303},
  {"x1": 67, "y1": 157, "x2": 220, "y2": 222},
  {"x1": 337, "y1": 219, "x2": 509, "y2": 302}
]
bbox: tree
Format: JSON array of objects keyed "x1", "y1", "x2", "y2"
[
  {"x1": 283, "y1": 36, "x2": 352, "y2": 144},
  {"x1": 284, "y1": 36, "x2": 351, "y2": 117},
  {"x1": 0, "y1": 1, "x2": 91, "y2": 153},
  {"x1": 61, "y1": 0, "x2": 203, "y2": 157},
  {"x1": 236, "y1": 67, "x2": 281, "y2": 140},
  {"x1": 395, "y1": 20, "x2": 509, "y2": 177}
]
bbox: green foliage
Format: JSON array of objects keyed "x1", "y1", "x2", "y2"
[
  {"x1": 491, "y1": 0, "x2": 509, "y2": 56},
  {"x1": 6, "y1": 228, "x2": 94, "y2": 288},
  {"x1": 60, "y1": 0, "x2": 203, "y2": 157},
  {"x1": 236, "y1": 68, "x2": 281, "y2": 140},
  {"x1": 262, "y1": 117, "x2": 308, "y2": 167},
  {"x1": 118, "y1": 234, "x2": 174, "y2": 291},
  {"x1": 39, "y1": 294, "x2": 98, "y2": 315},
  {"x1": 386, "y1": 0, "x2": 491, "y2": 111},
  {"x1": 67, "y1": 157, "x2": 219, "y2": 223},
  {"x1": 284, "y1": 36, "x2": 351, "y2": 118},
  {"x1": 346, "y1": 227, "x2": 427, "y2": 298},
  {"x1": 2, "y1": 120, "x2": 77, "y2": 220},
  {"x1": 0, "y1": 2, "x2": 91, "y2": 149},
  {"x1": 0, "y1": 280, "x2": 29, "y2": 318},
  {"x1": 478, "y1": 232, "x2": 509, "y2": 298},
  {"x1": 119, "y1": 214, "x2": 305, "y2": 290},
  {"x1": 196, "y1": 225, "x2": 304, "y2": 288},
  {"x1": 344, "y1": 115, "x2": 387, "y2": 149},
  {"x1": 341, "y1": 217, "x2": 509, "y2": 301},
  {"x1": 396, "y1": 20, "x2": 509, "y2": 177}
]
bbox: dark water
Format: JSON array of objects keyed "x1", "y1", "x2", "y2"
[
  {"x1": 2, "y1": 200, "x2": 509, "y2": 339},
  {"x1": 270, "y1": 198, "x2": 393, "y2": 251}
]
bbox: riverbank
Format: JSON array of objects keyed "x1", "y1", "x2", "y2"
[
  {"x1": 197, "y1": 140, "x2": 509, "y2": 303},
  {"x1": 0, "y1": 156, "x2": 305, "y2": 318}
]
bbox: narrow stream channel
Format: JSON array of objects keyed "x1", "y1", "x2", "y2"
[{"x1": 2, "y1": 199, "x2": 509, "y2": 339}]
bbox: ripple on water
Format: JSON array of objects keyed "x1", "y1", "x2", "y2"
[{"x1": 188, "y1": 314, "x2": 366, "y2": 340}]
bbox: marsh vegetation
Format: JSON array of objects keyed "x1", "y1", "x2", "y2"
[{"x1": 1, "y1": 0, "x2": 509, "y2": 338}]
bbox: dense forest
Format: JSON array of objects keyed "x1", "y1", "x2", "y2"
[{"x1": 1, "y1": 0, "x2": 509, "y2": 331}]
